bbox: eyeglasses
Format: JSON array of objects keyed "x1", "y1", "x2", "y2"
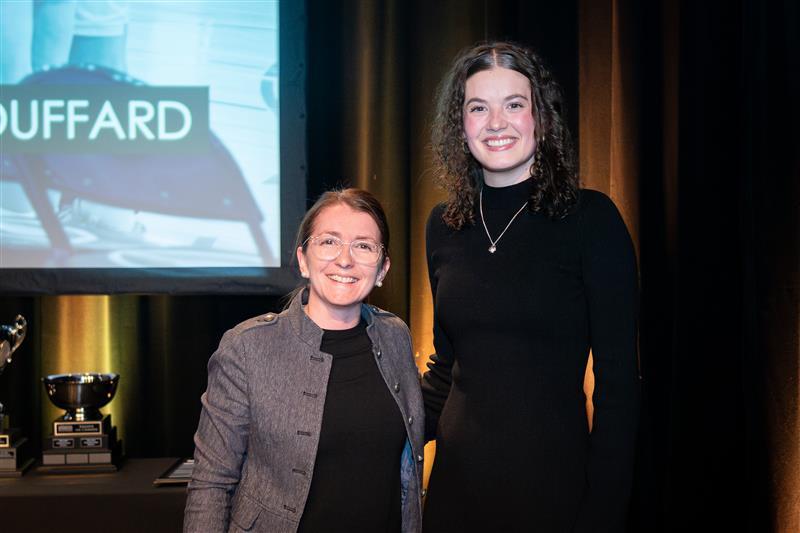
[{"x1": 304, "y1": 235, "x2": 385, "y2": 265}]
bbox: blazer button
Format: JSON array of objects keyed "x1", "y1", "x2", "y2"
[
  {"x1": 407, "y1": 416, "x2": 413, "y2": 424},
  {"x1": 393, "y1": 383, "x2": 400, "y2": 393}
]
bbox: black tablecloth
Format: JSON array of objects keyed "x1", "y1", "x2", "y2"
[{"x1": 0, "y1": 457, "x2": 187, "y2": 533}]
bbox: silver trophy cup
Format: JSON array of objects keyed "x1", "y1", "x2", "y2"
[
  {"x1": 0, "y1": 315, "x2": 27, "y2": 426},
  {"x1": 0, "y1": 315, "x2": 27, "y2": 375},
  {"x1": 43, "y1": 373, "x2": 120, "y2": 422},
  {"x1": 0, "y1": 315, "x2": 31, "y2": 474},
  {"x1": 41, "y1": 373, "x2": 122, "y2": 471}
]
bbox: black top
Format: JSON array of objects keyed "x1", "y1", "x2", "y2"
[
  {"x1": 298, "y1": 320, "x2": 405, "y2": 533},
  {"x1": 422, "y1": 180, "x2": 640, "y2": 533}
]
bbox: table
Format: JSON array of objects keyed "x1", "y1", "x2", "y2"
[{"x1": 0, "y1": 457, "x2": 187, "y2": 533}]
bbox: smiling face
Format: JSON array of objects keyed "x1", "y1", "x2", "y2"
[
  {"x1": 297, "y1": 203, "x2": 390, "y2": 330},
  {"x1": 463, "y1": 66, "x2": 538, "y2": 187}
]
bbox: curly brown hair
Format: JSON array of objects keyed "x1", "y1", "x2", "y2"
[{"x1": 431, "y1": 41, "x2": 579, "y2": 229}]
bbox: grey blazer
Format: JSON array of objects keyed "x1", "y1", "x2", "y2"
[{"x1": 184, "y1": 291, "x2": 425, "y2": 533}]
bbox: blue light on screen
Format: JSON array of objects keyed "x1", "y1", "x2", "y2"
[{"x1": 0, "y1": 0, "x2": 281, "y2": 269}]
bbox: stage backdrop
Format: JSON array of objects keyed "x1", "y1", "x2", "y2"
[{"x1": 0, "y1": 1, "x2": 797, "y2": 532}]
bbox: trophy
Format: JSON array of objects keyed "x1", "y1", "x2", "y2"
[
  {"x1": 41, "y1": 372, "x2": 122, "y2": 472},
  {"x1": 0, "y1": 315, "x2": 33, "y2": 477}
]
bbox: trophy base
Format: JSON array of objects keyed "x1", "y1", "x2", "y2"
[
  {"x1": 36, "y1": 460, "x2": 121, "y2": 475},
  {"x1": 0, "y1": 436, "x2": 34, "y2": 476},
  {"x1": 39, "y1": 438, "x2": 123, "y2": 474}
]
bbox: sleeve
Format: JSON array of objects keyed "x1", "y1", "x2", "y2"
[
  {"x1": 184, "y1": 329, "x2": 251, "y2": 533},
  {"x1": 573, "y1": 191, "x2": 641, "y2": 533},
  {"x1": 420, "y1": 207, "x2": 457, "y2": 442}
]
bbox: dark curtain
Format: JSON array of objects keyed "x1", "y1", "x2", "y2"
[
  {"x1": 130, "y1": 295, "x2": 284, "y2": 457},
  {"x1": 632, "y1": 0, "x2": 799, "y2": 531}
]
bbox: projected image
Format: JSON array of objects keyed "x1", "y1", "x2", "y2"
[{"x1": 0, "y1": 1, "x2": 280, "y2": 268}]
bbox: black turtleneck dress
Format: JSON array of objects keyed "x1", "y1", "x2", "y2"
[{"x1": 421, "y1": 180, "x2": 640, "y2": 533}]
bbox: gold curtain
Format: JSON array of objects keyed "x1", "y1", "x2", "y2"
[
  {"x1": 343, "y1": 0, "x2": 411, "y2": 320},
  {"x1": 578, "y1": 0, "x2": 643, "y2": 429},
  {"x1": 578, "y1": 0, "x2": 640, "y2": 246},
  {"x1": 39, "y1": 295, "x2": 139, "y2": 449},
  {"x1": 404, "y1": 0, "x2": 490, "y2": 492},
  {"x1": 336, "y1": 0, "x2": 489, "y2": 489}
]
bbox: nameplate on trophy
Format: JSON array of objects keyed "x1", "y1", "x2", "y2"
[
  {"x1": 54, "y1": 414, "x2": 111, "y2": 437},
  {"x1": 46, "y1": 426, "x2": 116, "y2": 450}
]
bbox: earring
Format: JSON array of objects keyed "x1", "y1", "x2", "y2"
[
  {"x1": 376, "y1": 279, "x2": 383, "y2": 288},
  {"x1": 301, "y1": 271, "x2": 309, "y2": 279}
]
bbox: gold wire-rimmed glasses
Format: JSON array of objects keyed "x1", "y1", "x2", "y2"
[{"x1": 304, "y1": 235, "x2": 384, "y2": 266}]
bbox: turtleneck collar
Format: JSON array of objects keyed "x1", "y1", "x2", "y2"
[{"x1": 480, "y1": 177, "x2": 532, "y2": 210}]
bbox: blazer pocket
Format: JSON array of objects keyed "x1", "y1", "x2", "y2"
[{"x1": 230, "y1": 493, "x2": 263, "y2": 531}]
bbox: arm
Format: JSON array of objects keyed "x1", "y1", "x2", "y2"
[
  {"x1": 420, "y1": 207, "x2": 457, "y2": 441},
  {"x1": 421, "y1": 315, "x2": 456, "y2": 441},
  {"x1": 574, "y1": 192, "x2": 641, "y2": 532},
  {"x1": 184, "y1": 329, "x2": 251, "y2": 533}
]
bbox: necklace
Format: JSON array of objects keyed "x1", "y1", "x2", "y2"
[{"x1": 479, "y1": 188, "x2": 529, "y2": 254}]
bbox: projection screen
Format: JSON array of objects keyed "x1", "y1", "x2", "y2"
[{"x1": 0, "y1": 0, "x2": 306, "y2": 294}]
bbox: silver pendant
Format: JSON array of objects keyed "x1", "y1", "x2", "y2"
[{"x1": 488, "y1": 245, "x2": 497, "y2": 253}]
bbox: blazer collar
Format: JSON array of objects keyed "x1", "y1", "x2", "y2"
[{"x1": 285, "y1": 287, "x2": 377, "y2": 348}]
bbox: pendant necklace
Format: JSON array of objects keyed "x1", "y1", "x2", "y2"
[{"x1": 479, "y1": 188, "x2": 529, "y2": 254}]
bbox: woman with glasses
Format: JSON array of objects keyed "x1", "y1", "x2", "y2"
[
  {"x1": 421, "y1": 42, "x2": 640, "y2": 532},
  {"x1": 185, "y1": 189, "x2": 424, "y2": 533}
]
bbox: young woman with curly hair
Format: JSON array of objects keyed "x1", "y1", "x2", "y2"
[{"x1": 421, "y1": 41, "x2": 640, "y2": 532}]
